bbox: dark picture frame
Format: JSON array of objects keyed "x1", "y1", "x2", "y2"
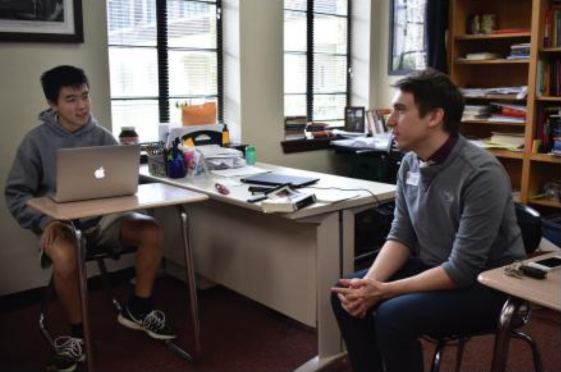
[
  {"x1": 0, "y1": 0, "x2": 83, "y2": 43},
  {"x1": 344, "y1": 106, "x2": 365, "y2": 133}
]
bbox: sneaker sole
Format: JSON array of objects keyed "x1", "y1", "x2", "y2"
[{"x1": 117, "y1": 314, "x2": 177, "y2": 341}]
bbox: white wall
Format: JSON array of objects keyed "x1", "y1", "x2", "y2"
[
  {"x1": 0, "y1": 0, "x2": 392, "y2": 295},
  {"x1": 0, "y1": 1, "x2": 112, "y2": 295}
]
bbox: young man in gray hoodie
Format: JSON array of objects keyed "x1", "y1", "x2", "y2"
[
  {"x1": 5, "y1": 65, "x2": 175, "y2": 372},
  {"x1": 331, "y1": 69, "x2": 526, "y2": 372}
]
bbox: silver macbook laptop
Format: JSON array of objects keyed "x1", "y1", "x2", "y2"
[{"x1": 52, "y1": 145, "x2": 140, "y2": 202}]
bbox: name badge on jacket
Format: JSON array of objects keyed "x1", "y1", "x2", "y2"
[{"x1": 406, "y1": 171, "x2": 420, "y2": 186}]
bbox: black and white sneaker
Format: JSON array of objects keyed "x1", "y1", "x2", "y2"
[
  {"x1": 45, "y1": 336, "x2": 85, "y2": 372},
  {"x1": 117, "y1": 307, "x2": 177, "y2": 340}
]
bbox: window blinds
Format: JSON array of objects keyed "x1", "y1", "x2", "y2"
[
  {"x1": 107, "y1": 0, "x2": 223, "y2": 141},
  {"x1": 284, "y1": 0, "x2": 350, "y2": 126}
]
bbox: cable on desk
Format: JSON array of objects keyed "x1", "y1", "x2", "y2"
[{"x1": 306, "y1": 186, "x2": 383, "y2": 208}]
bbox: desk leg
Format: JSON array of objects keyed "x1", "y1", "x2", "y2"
[
  {"x1": 166, "y1": 205, "x2": 202, "y2": 361},
  {"x1": 295, "y1": 210, "x2": 354, "y2": 372},
  {"x1": 71, "y1": 224, "x2": 94, "y2": 371},
  {"x1": 490, "y1": 297, "x2": 520, "y2": 372}
]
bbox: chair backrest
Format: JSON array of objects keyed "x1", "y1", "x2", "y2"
[
  {"x1": 181, "y1": 130, "x2": 223, "y2": 146},
  {"x1": 514, "y1": 203, "x2": 542, "y2": 254}
]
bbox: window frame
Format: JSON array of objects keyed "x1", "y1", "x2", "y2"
[
  {"x1": 283, "y1": 0, "x2": 352, "y2": 127},
  {"x1": 106, "y1": 0, "x2": 224, "y2": 139},
  {"x1": 388, "y1": 0, "x2": 427, "y2": 76}
]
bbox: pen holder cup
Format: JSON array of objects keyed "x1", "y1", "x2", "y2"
[{"x1": 148, "y1": 154, "x2": 167, "y2": 177}]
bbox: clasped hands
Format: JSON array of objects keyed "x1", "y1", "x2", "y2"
[{"x1": 331, "y1": 277, "x2": 386, "y2": 319}]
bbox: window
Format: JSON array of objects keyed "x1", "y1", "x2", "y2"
[
  {"x1": 284, "y1": 0, "x2": 350, "y2": 128},
  {"x1": 107, "y1": 0, "x2": 223, "y2": 142},
  {"x1": 389, "y1": 0, "x2": 427, "y2": 75}
]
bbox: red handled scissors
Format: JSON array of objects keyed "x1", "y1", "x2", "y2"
[{"x1": 215, "y1": 183, "x2": 230, "y2": 195}]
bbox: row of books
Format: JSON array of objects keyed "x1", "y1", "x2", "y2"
[
  {"x1": 536, "y1": 106, "x2": 561, "y2": 153},
  {"x1": 544, "y1": 6, "x2": 561, "y2": 48},
  {"x1": 536, "y1": 59, "x2": 561, "y2": 97}
]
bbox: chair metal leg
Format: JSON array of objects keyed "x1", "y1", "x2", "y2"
[
  {"x1": 454, "y1": 337, "x2": 468, "y2": 372},
  {"x1": 430, "y1": 339, "x2": 446, "y2": 372},
  {"x1": 163, "y1": 205, "x2": 201, "y2": 361},
  {"x1": 95, "y1": 258, "x2": 122, "y2": 313},
  {"x1": 39, "y1": 275, "x2": 56, "y2": 350},
  {"x1": 491, "y1": 297, "x2": 521, "y2": 372},
  {"x1": 512, "y1": 330, "x2": 543, "y2": 372},
  {"x1": 71, "y1": 223, "x2": 94, "y2": 371}
]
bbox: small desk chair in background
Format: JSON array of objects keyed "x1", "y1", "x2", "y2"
[{"x1": 428, "y1": 203, "x2": 544, "y2": 372}]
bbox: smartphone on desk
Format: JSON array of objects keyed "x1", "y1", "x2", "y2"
[{"x1": 527, "y1": 255, "x2": 561, "y2": 272}]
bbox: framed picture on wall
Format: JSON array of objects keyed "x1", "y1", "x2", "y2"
[
  {"x1": 344, "y1": 106, "x2": 365, "y2": 133},
  {"x1": 0, "y1": 0, "x2": 83, "y2": 43}
]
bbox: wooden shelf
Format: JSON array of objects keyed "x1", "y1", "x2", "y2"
[
  {"x1": 530, "y1": 153, "x2": 561, "y2": 163},
  {"x1": 461, "y1": 119, "x2": 526, "y2": 126},
  {"x1": 455, "y1": 59, "x2": 529, "y2": 65},
  {"x1": 540, "y1": 47, "x2": 561, "y2": 53},
  {"x1": 465, "y1": 96, "x2": 526, "y2": 102},
  {"x1": 488, "y1": 149, "x2": 524, "y2": 159},
  {"x1": 455, "y1": 32, "x2": 531, "y2": 41},
  {"x1": 536, "y1": 96, "x2": 561, "y2": 102},
  {"x1": 529, "y1": 196, "x2": 561, "y2": 208}
]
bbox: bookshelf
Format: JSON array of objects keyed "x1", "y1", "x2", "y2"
[{"x1": 449, "y1": 0, "x2": 561, "y2": 212}]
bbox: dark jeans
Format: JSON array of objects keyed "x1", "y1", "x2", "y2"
[{"x1": 331, "y1": 258, "x2": 506, "y2": 372}]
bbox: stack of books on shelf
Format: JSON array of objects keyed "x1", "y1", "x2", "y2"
[
  {"x1": 484, "y1": 132, "x2": 525, "y2": 150},
  {"x1": 488, "y1": 102, "x2": 526, "y2": 123},
  {"x1": 462, "y1": 52, "x2": 502, "y2": 61},
  {"x1": 461, "y1": 86, "x2": 528, "y2": 100},
  {"x1": 462, "y1": 104, "x2": 491, "y2": 121},
  {"x1": 284, "y1": 116, "x2": 307, "y2": 141},
  {"x1": 507, "y1": 43, "x2": 530, "y2": 60}
]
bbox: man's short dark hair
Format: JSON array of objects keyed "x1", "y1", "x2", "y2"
[
  {"x1": 392, "y1": 68, "x2": 465, "y2": 135},
  {"x1": 41, "y1": 65, "x2": 90, "y2": 103}
]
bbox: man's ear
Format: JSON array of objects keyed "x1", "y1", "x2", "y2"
[
  {"x1": 428, "y1": 108, "x2": 445, "y2": 129},
  {"x1": 47, "y1": 100, "x2": 58, "y2": 111}
]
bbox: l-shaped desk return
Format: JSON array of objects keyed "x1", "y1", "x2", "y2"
[{"x1": 140, "y1": 163, "x2": 396, "y2": 371}]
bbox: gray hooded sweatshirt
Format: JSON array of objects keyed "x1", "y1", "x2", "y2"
[{"x1": 5, "y1": 109, "x2": 117, "y2": 234}]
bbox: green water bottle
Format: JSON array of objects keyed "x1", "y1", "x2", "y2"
[{"x1": 245, "y1": 145, "x2": 256, "y2": 165}]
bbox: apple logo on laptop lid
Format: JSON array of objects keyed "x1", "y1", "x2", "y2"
[{"x1": 94, "y1": 166, "x2": 105, "y2": 180}]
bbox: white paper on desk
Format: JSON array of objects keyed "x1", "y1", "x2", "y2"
[
  {"x1": 211, "y1": 166, "x2": 270, "y2": 178},
  {"x1": 300, "y1": 188, "x2": 361, "y2": 203}
]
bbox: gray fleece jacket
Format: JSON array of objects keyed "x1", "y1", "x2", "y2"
[
  {"x1": 387, "y1": 136, "x2": 526, "y2": 288},
  {"x1": 5, "y1": 109, "x2": 117, "y2": 234}
]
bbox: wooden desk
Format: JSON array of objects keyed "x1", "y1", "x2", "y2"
[
  {"x1": 28, "y1": 183, "x2": 208, "y2": 371},
  {"x1": 478, "y1": 252, "x2": 561, "y2": 372},
  {"x1": 140, "y1": 163, "x2": 396, "y2": 372}
]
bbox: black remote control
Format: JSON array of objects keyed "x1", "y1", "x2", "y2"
[{"x1": 519, "y1": 265, "x2": 547, "y2": 280}]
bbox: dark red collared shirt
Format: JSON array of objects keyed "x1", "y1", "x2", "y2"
[{"x1": 427, "y1": 135, "x2": 458, "y2": 164}]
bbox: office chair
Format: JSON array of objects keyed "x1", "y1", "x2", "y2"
[
  {"x1": 428, "y1": 203, "x2": 543, "y2": 372},
  {"x1": 38, "y1": 215, "x2": 201, "y2": 369}
]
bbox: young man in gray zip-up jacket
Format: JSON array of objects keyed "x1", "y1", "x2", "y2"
[
  {"x1": 5, "y1": 66, "x2": 176, "y2": 372},
  {"x1": 331, "y1": 69, "x2": 526, "y2": 372}
]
